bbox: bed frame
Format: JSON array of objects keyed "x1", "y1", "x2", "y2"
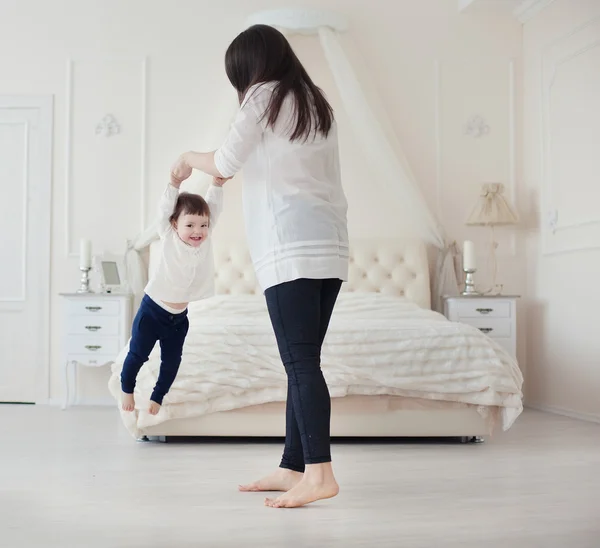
[{"x1": 140, "y1": 237, "x2": 489, "y2": 441}]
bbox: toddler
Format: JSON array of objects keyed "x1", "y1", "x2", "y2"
[{"x1": 121, "y1": 166, "x2": 224, "y2": 415}]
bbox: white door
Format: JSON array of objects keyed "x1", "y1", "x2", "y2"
[{"x1": 0, "y1": 96, "x2": 52, "y2": 403}]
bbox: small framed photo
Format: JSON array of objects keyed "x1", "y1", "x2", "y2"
[{"x1": 93, "y1": 253, "x2": 129, "y2": 294}]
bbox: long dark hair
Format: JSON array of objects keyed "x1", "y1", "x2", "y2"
[{"x1": 225, "y1": 24, "x2": 334, "y2": 142}]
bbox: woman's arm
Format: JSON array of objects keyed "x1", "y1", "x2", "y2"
[
  {"x1": 177, "y1": 97, "x2": 265, "y2": 179},
  {"x1": 176, "y1": 151, "x2": 222, "y2": 178}
]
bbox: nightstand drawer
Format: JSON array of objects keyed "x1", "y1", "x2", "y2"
[
  {"x1": 67, "y1": 315, "x2": 120, "y2": 336},
  {"x1": 67, "y1": 300, "x2": 120, "y2": 317},
  {"x1": 468, "y1": 318, "x2": 511, "y2": 338},
  {"x1": 66, "y1": 336, "x2": 120, "y2": 356},
  {"x1": 67, "y1": 354, "x2": 115, "y2": 367},
  {"x1": 455, "y1": 300, "x2": 511, "y2": 319}
]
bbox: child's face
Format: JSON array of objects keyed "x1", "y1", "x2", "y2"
[{"x1": 173, "y1": 213, "x2": 209, "y2": 247}]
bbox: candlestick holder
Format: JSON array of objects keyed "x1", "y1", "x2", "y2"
[
  {"x1": 462, "y1": 268, "x2": 480, "y2": 296},
  {"x1": 77, "y1": 266, "x2": 92, "y2": 293}
]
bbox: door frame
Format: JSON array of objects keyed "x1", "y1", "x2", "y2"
[{"x1": 0, "y1": 95, "x2": 53, "y2": 403}]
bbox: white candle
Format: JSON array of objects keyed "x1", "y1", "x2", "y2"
[
  {"x1": 463, "y1": 240, "x2": 476, "y2": 271},
  {"x1": 79, "y1": 238, "x2": 92, "y2": 269}
]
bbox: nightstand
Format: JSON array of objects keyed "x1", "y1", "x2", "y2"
[
  {"x1": 443, "y1": 295, "x2": 519, "y2": 359},
  {"x1": 60, "y1": 292, "x2": 132, "y2": 408}
]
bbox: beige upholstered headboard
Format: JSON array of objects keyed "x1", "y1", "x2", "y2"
[{"x1": 149, "y1": 238, "x2": 431, "y2": 309}]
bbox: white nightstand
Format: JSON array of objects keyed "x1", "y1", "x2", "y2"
[
  {"x1": 60, "y1": 292, "x2": 132, "y2": 408},
  {"x1": 444, "y1": 295, "x2": 519, "y2": 359}
]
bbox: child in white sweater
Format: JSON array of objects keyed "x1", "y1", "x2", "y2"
[{"x1": 121, "y1": 166, "x2": 224, "y2": 415}]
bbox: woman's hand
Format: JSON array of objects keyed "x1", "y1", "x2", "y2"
[
  {"x1": 170, "y1": 155, "x2": 193, "y2": 188},
  {"x1": 212, "y1": 176, "x2": 230, "y2": 187}
]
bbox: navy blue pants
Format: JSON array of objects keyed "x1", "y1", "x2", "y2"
[
  {"x1": 121, "y1": 294, "x2": 189, "y2": 405},
  {"x1": 264, "y1": 278, "x2": 342, "y2": 472}
]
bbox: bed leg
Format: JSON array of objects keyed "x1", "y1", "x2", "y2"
[
  {"x1": 137, "y1": 435, "x2": 167, "y2": 443},
  {"x1": 460, "y1": 436, "x2": 485, "y2": 444}
]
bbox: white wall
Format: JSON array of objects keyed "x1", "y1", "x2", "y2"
[
  {"x1": 523, "y1": 0, "x2": 600, "y2": 421},
  {"x1": 0, "y1": 0, "x2": 524, "y2": 404}
]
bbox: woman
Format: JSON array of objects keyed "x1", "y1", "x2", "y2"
[{"x1": 172, "y1": 24, "x2": 349, "y2": 509}]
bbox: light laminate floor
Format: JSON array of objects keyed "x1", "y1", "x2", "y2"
[{"x1": 1, "y1": 406, "x2": 599, "y2": 548}]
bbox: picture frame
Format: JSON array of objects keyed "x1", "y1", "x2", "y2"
[{"x1": 93, "y1": 253, "x2": 129, "y2": 294}]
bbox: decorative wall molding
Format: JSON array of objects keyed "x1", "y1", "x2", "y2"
[
  {"x1": 95, "y1": 114, "x2": 121, "y2": 137},
  {"x1": 541, "y1": 16, "x2": 600, "y2": 255},
  {"x1": 513, "y1": 0, "x2": 556, "y2": 24},
  {"x1": 464, "y1": 115, "x2": 490, "y2": 138},
  {"x1": 65, "y1": 57, "x2": 149, "y2": 258},
  {"x1": 0, "y1": 120, "x2": 28, "y2": 303},
  {"x1": 434, "y1": 60, "x2": 442, "y2": 221},
  {"x1": 435, "y1": 59, "x2": 518, "y2": 256}
]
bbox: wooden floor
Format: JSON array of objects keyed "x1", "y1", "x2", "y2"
[{"x1": 1, "y1": 406, "x2": 599, "y2": 547}]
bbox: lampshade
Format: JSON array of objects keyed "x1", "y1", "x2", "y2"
[{"x1": 466, "y1": 183, "x2": 518, "y2": 226}]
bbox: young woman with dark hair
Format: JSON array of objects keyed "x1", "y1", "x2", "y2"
[{"x1": 172, "y1": 24, "x2": 349, "y2": 509}]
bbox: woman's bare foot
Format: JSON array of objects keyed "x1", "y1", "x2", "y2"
[
  {"x1": 264, "y1": 462, "x2": 339, "y2": 508},
  {"x1": 121, "y1": 392, "x2": 135, "y2": 412},
  {"x1": 148, "y1": 401, "x2": 161, "y2": 415},
  {"x1": 238, "y1": 468, "x2": 303, "y2": 492}
]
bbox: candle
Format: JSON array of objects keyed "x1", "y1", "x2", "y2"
[
  {"x1": 463, "y1": 240, "x2": 476, "y2": 271},
  {"x1": 79, "y1": 238, "x2": 92, "y2": 269}
]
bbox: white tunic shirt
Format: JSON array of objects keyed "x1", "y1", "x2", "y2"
[
  {"x1": 144, "y1": 184, "x2": 223, "y2": 304},
  {"x1": 214, "y1": 82, "x2": 349, "y2": 291}
]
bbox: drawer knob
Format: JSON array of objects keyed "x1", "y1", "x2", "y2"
[
  {"x1": 85, "y1": 306, "x2": 102, "y2": 312},
  {"x1": 479, "y1": 327, "x2": 493, "y2": 334},
  {"x1": 85, "y1": 345, "x2": 102, "y2": 351},
  {"x1": 476, "y1": 308, "x2": 493, "y2": 315},
  {"x1": 85, "y1": 326, "x2": 102, "y2": 332}
]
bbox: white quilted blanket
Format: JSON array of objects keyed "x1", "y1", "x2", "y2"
[{"x1": 108, "y1": 294, "x2": 523, "y2": 437}]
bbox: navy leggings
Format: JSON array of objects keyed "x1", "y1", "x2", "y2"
[
  {"x1": 264, "y1": 278, "x2": 342, "y2": 472},
  {"x1": 121, "y1": 295, "x2": 189, "y2": 405}
]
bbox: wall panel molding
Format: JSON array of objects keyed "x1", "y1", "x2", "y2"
[
  {"x1": 0, "y1": 120, "x2": 29, "y2": 303},
  {"x1": 64, "y1": 57, "x2": 149, "y2": 258},
  {"x1": 541, "y1": 16, "x2": 600, "y2": 255}
]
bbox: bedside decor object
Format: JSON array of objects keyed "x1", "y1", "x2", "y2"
[
  {"x1": 60, "y1": 292, "x2": 132, "y2": 408},
  {"x1": 94, "y1": 252, "x2": 129, "y2": 294},
  {"x1": 462, "y1": 240, "x2": 479, "y2": 296},
  {"x1": 444, "y1": 294, "x2": 519, "y2": 359},
  {"x1": 78, "y1": 238, "x2": 92, "y2": 293},
  {"x1": 466, "y1": 183, "x2": 518, "y2": 293}
]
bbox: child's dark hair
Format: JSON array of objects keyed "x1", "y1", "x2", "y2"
[
  {"x1": 225, "y1": 24, "x2": 334, "y2": 142},
  {"x1": 169, "y1": 192, "x2": 211, "y2": 225}
]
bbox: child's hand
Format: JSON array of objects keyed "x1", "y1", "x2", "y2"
[
  {"x1": 212, "y1": 176, "x2": 229, "y2": 187},
  {"x1": 170, "y1": 155, "x2": 193, "y2": 187}
]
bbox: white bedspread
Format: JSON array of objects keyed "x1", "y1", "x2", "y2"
[{"x1": 108, "y1": 294, "x2": 523, "y2": 437}]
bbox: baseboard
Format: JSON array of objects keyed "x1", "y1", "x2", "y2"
[
  {"x1": 43, "y1": 398, "x2": 114, "y2": 407},
  {"x1": 525, "y1": 403, "x2": 600, "y2": 424}
]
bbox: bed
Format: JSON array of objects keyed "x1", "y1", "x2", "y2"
[{"x1": 108, "y1": 238, "x2": 523, "y2": 440}]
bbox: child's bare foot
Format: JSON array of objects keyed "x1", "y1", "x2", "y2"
[
  {"x1": 264, "y1": 463, "x2": 339, "y2": 508},
  {"x1": 121, "y1": 392, "x2": 135, "y2": 412},
  {"x1": 148, "y1": 401, "x2": 161, "y2": 415},
  {"x1": 239, "y1": 468, "x2": 303, "y2": 492}
]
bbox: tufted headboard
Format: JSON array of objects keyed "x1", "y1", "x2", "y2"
[{"x1": 149, "y1": 238, "x2": 431, "y2": 309}]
